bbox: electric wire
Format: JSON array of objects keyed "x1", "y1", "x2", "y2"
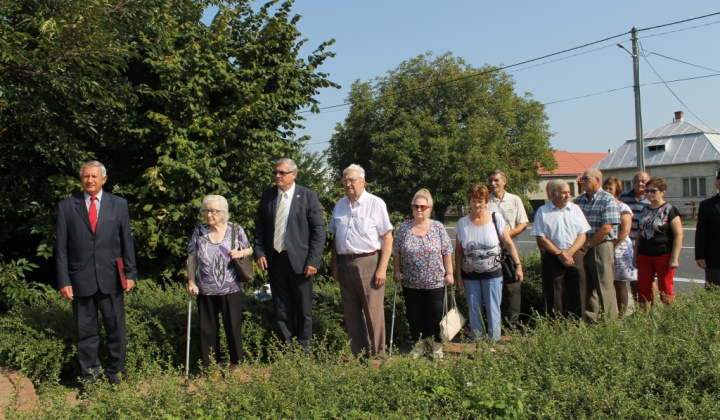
[{"x1": 640, "y1": 48, "x2": 720, "y2": 134}]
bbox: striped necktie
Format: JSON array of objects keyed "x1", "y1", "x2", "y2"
[{"x1": 273, "y1": 192, "x2": 288, "y2": 252}]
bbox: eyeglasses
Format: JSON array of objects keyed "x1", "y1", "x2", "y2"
[
  {"x1": 343, "y1": 177, "x2": 361, "y2": 185},
  {"x1": 201, "y1": 209, "x2": 222, "y2": 215},
  {"x1": 580, "y1": 176, "x2": 593, "y2": 182},
  {"x1": 272, "y1": 170, "x2": 295, "y2": 176},
  {"x1": 646, "y1": 188, "x2": 660, "y2": 194},
  {"x1": 412, "y1": 204, "x2": 429, "y2": 211}
]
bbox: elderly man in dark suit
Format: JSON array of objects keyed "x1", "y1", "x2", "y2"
[
  {"x1": 696, "y1": 171, "x2": 720, "y2": 287},
  {"x1": 56, "y1": 161, "x2": 137, "y2": 385},
  {"x1": 255, "y1": 158, "x2": 326, "y2": 352}
]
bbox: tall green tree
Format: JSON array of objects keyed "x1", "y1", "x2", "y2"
[
  {"x1": 0, "y1": 0, "x2": 337, "y2": 285},
  {"x1": 328, "y1": 52, "x2": 555, "y2": 221}
]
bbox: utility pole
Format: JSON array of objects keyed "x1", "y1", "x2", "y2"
[
  {"x1": 618, "y1": 28, "x2": 645, "y2": 172},
  {"x1": 631, "y1": 28, "x2": 645, "y2": 172}
]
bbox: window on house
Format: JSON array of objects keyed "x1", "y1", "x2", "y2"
[
  {"x1": 648, "y1": 145, "x2": 666, "y2": 152},
  {"x1": 682, "y1": 178, "x2": 706, "y2": 197},
  {"x1": 622, "y1": 181, "x2": 632, "y2": 192}
]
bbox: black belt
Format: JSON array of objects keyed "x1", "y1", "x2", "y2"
[
  {"x1": 339, "y1": 250, "x2": 379, "y2": 259},
  {"x1": 273, "y1": 250, "x2": 288, "y2": 256}
]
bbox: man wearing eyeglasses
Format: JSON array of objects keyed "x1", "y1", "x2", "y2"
[
  {"x1": 329, "y1": 164, "x2": 393, "y2": 358},
  {"x1": 486, "y1": 169, "x2": 528, "y2": 327},
  {"x1": 575, "y1": 168, "x2": 620, "y2": 321},
  {"x1": 254, "y1": 158, "x2": 326, "y2": 352}
]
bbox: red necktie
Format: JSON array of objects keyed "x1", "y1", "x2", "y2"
[{"x1": 89, "y1": 196, "x2": 97, "y2": 233}]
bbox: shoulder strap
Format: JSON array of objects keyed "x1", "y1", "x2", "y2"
[
  {"x1": 492, "y1": 212, "x2": 505, "y2": 251},
  {"x1": 231, "y1": 222, "x2": 236, "y2": 250}
]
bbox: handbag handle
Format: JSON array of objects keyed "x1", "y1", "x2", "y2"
[
  {"x1": 443, "y1": 285, "x2": 459, "y2": 317},
  {"x1": 492, "y1": 212, "x2": 505, "y2": 252}
]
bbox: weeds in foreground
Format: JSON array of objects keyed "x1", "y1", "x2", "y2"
[{"x1": 4, "y1": 288, "x2": 720, "y2": 419}]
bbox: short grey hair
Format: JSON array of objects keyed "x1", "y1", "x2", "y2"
[
  {"x1": 585, "y1": 168, "x2": 603, "y2": 181},
  {"x1": 487, "y1": 169, "x2": 506, "y2": 181},
  {"x1": 275, "y1": 158, "x2": 298, "y2": 173},
  {"x1": 201, "y1": 195, "x2": 229, "y2": 223},
  {"x1": 79, "y1": 161, "x2": 107, "y2": 179},
  {"x1": 548, "y1": 179, "x2": 569, "y2": 197},
  {"x1": 343, "y1": 164, "x2": 365, "y2": 179}
]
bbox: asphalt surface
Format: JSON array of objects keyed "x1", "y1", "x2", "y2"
[{"x1": 446, "y1": 225, "x2": 706, "y2": 295}]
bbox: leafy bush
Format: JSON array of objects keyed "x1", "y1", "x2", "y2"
[
  {"x1": 0, "y1": 256, "x2": 53, "y2": 310},
  {"x1": 12, "y1": 289, "x2": 720, "y2": 418},
  {"x1": 5, "y1": 261, "x2": 720, "y2": 419}
]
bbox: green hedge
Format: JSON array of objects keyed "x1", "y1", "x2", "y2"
[
  {"x1": 0, "y1": 254, "x2": 546, "y2": 387},
  {"x1": 5, "y1": 286, "x2": 720, "y2": 419}
]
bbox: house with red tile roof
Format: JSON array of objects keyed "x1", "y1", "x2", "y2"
[{"x1": 529, "y1": 150, "x2": 609, "y2": 201}]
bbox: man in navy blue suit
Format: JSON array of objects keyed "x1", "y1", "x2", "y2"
[
  {"x1": 255, "y1": 158, "x2": 326, "y2": 352},
  {"x1": 56, "y1": 161, "x2": 137, "y2": 384}
]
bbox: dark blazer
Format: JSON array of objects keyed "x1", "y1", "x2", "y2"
[
  {"x1": 56, "y1": 192, "x2": 137, "y2": 296},
  {"x1": 696, "y1": 194, "x2": 720, "y2": 269},
  {"x1": 254, "y1": 184, "x2": 326, "y2": 274}
]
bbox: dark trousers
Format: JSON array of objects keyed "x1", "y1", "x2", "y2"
[
  {"x1": 197, "y1": 291, "x2": 244, "y2": 367},
  {"x1": 403, "y1": 286, "x2": 444, "y2": 343},
  {"x1": 73, "y1": 292, "x2": 127, "y2": 383},
  {"x1": 541, "y1": 251, "x2": 584, "y2": 318},
  {"x1": 270, "y1": 251, "x2": 313, "y2": 351}
]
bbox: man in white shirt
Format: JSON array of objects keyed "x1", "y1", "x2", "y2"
[
  {"x1": 487, "y1": 170, "x2": 528, "y2": 325},
  {"x1": 531, "y1": 179, "x2": 590, "y2": 317},
  {"x1": 329, "y1": 164, "x2": 393, "y2": 357}
]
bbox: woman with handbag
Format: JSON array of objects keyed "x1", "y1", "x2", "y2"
[
  {"x1": 393, "y1": 189, "x2": 454, "y2": 359},
  {"x1": 456, "y1": 185, "x2": 523, "y2": 342},
  {"x1": 186, "y1": 195, "x2": 252, "y2": 372}
]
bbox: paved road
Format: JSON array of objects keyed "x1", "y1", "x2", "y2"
[{"x1": 446, "y1": 225, "x2": 706, "y2": 294}]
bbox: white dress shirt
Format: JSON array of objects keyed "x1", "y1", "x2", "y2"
[{"x1": 329, "y1": 190, "x2": 393, "y2": 254}]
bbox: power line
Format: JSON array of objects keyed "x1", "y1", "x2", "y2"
[
  {"x1": 646, "y1": 51, "x2": 720, "y2": 74},
  {"x1": 304, "y1": 73, "x2": 720, "y2": 147},
  {"x1": 640, "y1": 51, "x2": 720, "y2": 134},
  {"x1": 299, "y1": 12, "x2": 720, "y2": 117}
]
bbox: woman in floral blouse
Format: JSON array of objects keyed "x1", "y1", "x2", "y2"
[
  {"x1": 393, "y1": 189, "x2": 454, "y2": 359},
  {"x1": 187, "y1": 195, "x2": 253, "y2": 371}
]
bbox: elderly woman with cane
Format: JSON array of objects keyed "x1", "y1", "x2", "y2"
[
  {"x1": 187, "y1": 195, "x2": 252, "y2": 373},
  {"x1": 393, "y1": 189, "x2": 454, "y2": 359}
]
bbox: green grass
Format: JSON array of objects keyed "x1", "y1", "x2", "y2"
[{"x1": 2, "y1": 263, "x2": 720, "y2": 418}]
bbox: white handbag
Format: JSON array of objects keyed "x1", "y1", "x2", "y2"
[{"x1": 440, "y1": 285, "x2": 466, "y2": 342}]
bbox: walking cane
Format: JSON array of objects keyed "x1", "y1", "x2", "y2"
[
  {"x1": 185, "y1": 289, "x2": 195, "y2": 383},
  {"x1": 389, "y1": 282, "x2": 398, "y2": 358}
]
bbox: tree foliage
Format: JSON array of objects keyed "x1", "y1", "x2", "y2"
[
  {"x1": 0, "y1": 0, "x2": 337, "y2": 284},
  {"x1": 328, "y1": 52, "x2": 556, "y2": 221}
]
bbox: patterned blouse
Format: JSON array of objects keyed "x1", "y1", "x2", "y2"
[
  {"x1": 187, "y1": 222, "x2": 250, "y2": 295},
  {"x1": 393, "y1": 219, "x2": 453, "y2": 289}
]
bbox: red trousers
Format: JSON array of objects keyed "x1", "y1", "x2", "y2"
[{"x1": 637, "y1": 253, "x2": 675, "y2": 305}]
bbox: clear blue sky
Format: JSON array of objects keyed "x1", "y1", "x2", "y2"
[{"x1": 206, "y1": 1, "x2": 720, "y2": 155}]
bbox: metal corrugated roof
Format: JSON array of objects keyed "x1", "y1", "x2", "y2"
[{"x1": 595, "y1": 119, "x2": 720, "y2": 170}]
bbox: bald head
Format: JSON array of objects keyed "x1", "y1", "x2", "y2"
[{"x1": 632, "y1": 171, "x2": 650, "y2": 198}]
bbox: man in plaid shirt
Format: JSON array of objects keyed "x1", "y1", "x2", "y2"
[{"x1": 574, "y1": 168, "x2": 620, "y2": 321}]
